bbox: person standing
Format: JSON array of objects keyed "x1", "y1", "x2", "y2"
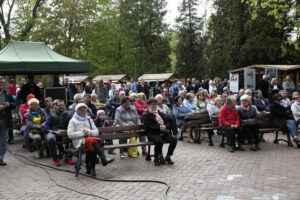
[
  {"x1": 256, "y1": 75, "x2": 270, "y2": 99},
  {"x1": 0, "y1": 77, "x2": 15, "y2": 165},
  {"x1": 137, "y1": 78, "x2": 150, "y2": 99},
  {"x1": 95, "y1": 80, "x2": 108, "y2": 103},
  {"x1": 19, "y1": 74, "x2": 41, "y2": 104},
  {"x1": 63, "y1": 78, "x2": 78, "y2": 104},
  {"x1": 282, "y1": 75, "x2": 295, "y2": 99}
]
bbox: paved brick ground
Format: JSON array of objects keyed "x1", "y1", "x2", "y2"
[{"x1": 1, "y1": 132, "x2": 300, "y2": 200}]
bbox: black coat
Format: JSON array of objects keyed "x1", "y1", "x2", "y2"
[
  {"x1": 256, "y1": 79, "x2": 270, "y2": 98},
  {"x1": 270, "y1": 103, "x2": 292, "y2": 128},
  {"x1": 143, "y1": 110, "x2": 170, "y2": 135},
  {"x1": 1, "y1": 90, "x2": 15, "y2": 128}
]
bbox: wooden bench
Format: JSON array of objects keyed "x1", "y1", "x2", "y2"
[
  {"x1": 98, "y1": 125, "x2": 155, "y2": 161},
  {"x1": 188, "y1": 112, "x2": 214, "y2": 146}
]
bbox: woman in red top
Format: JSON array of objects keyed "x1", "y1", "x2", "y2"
[
  {"x1": 218, "y1": 95, "x2": 244, "y2": 153},
  {"x1": 133, "y1": 93, "x2": 149, "y2": 119}
]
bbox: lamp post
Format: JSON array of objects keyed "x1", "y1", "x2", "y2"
[{"x1": 133, "y1": 47, "x2": 137, "y2": 80}]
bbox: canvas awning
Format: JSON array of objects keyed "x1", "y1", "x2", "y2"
[
  {"x1": 92, "y1": 74, "x2": 130, "y2": 83},
  {"x1": 60, "y1": 75, "x2": 91, "y2": 84},
  {"x1": 228, "y1": 65, "x2": 300, "y2": 73},
  {"x1": 138, "y1": 73, "x2": 177, "y2": 82},
  {"x1": 0, "y1": 41, "x2": 90, "y2": 74}
]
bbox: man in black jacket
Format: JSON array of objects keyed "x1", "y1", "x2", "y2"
[
  {"x1": 143, "y1": 98, "x2": 177, "y2": 166},
  {"x1": 0, "y1": 77, "x2": 15, "y2": 166},
  {"x1": 256, "y1": 75, "x2": 270, "y2": 98}
]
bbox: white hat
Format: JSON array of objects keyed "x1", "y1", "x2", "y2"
[{"x1": 75, "y1": 103, "x2": 88, "y2": 112}]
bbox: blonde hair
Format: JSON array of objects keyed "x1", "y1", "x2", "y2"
[
  {"x1": 271, "y1": 78, "x2": 277, "y2": 85},
  {"x1": 155, "y1": 94, "x2": 163, "y2": 100},
  {"x1": 214, "y1": 97, "x2": 222, "y2": 105},
  {"x1": 28, "y1": 98, "x2": 39, "y2": 106},
  {"x1": 240, "y1": 95, "x2": 252, "y2": 103}
]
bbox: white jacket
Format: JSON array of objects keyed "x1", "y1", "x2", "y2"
[
  {"x1": 291, "y1": 102, "x2": 300, "y2": 122},
  {"x1": 67, "y1": 116, "x2": 99, "y2": 148}
]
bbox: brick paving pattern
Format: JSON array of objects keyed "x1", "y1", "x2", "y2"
[{"x1": 1, "y1": 132, "x2": 300, "y2": 200}]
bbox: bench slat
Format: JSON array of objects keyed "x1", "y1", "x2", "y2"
[
  {"x1": 99, "y1": 132, "x2": 148, "y2": 140},
  {"x1": 102, "y1": 142, "x2": 154, "y2": 150},
  {"x1": 99, "y1": 125, "x2": 144, "y2": 133}
]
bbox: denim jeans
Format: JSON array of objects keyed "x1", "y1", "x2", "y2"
[
  {"x1": 46, "y1": 132, "x2": 59, "y2": 161},
  {"x1": 286, "y1": 120, "x2": 297, "y2": 137},
  {"x1": 0, "y1": 120, "x2": 8, "y2": 161}
]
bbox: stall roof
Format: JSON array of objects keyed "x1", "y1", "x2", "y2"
[
  {"x1": 92, "y1": 74, "x2": 130, "y2": 83},
  {"x1": 228, "y1": 65, "x2": 300, "y2": 73},
  {"x1": 0, "y1": 41, "x2": 90, "y2": 74},
  {"x1": 138, "y1": 73, "x2": 177, "y2": 82},
  {"x1": 60, "y1": 75, "x2": 90, "y2": 84}
]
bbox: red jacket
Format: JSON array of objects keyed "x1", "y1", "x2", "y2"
[
  {"x1": 19, "y1": 103, "x2": 29, "y2": 126},
  {"x1": 218, "y1": 104, "x2": 240, "y2": 127},
  {"x1": 7, "y1": 84, "x2": 16, "y2": 96},
  {"x1": 133, "y1": 101, "x2": 149, "y2": 118}
]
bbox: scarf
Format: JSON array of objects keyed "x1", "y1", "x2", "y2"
[
  {"x1": 149, "y1": 109, "x2": 164, "y2": 126},
  {"x1": 75, "y1": 113, "x2": 87, "y2": 121},
  {"x1": 158, "y1": 103, "x2": 163, "y2": 108},
  {"x1": 31, "y1": 111, "x2": 40, "y2": 117},
  {"x1": 241, "y1": 104, "x2": 250, "y2": 111}
]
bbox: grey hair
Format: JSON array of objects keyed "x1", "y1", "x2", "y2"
[
  {"x1": 155, "y1": 94, "x2": 163, "y2": 100},
  {"x1": 73, "y1": 93, "x2": 83, "y2": 103},
  {"x1": 226, "y1": 95, "x2": 237, "y2": 104}
]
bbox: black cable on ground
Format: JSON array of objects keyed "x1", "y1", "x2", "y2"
[{"x1": 7, "y1": 149, "x2": 170, "y2": 200}]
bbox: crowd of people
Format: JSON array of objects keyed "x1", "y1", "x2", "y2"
[{"x1": 1, "y1": 74, "x2": 300, "y2": 173}]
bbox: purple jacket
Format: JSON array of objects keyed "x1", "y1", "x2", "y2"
[{"x1": 253, "y1": 98, "x2": 271, "y2": 111}]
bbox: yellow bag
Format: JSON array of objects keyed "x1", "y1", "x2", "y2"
[{"x1": 128, "y1": 137, "x2": 139, "y2": 158}]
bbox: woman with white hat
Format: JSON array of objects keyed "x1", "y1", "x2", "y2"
[{"x1": 67, "y1": 103, "x2": 114, "y2": 176}]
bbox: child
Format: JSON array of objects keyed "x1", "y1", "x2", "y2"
[{"x1": 94, "y1": 110, "x2": 116, "y2": 155}]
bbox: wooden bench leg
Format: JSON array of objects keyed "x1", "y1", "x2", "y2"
[
  {"x1": 145, "y1": 145, "x2": 151, "y2": 161},
  {"x1": 178, "y1": 130, "x2": 188, "y2": 141},
  {"x1": 208, "y1": 130, "x2": 214, "y2": 146},
  {"x1": 273, "y1": 131, "x2": 279, "y2": 144}
]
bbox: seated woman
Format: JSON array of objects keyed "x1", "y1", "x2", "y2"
[
  {"x1": 133, "y1": 93, "x2": 149, "y2": 120},
  {"x1": 67, "y1": 103, "x2": 114, "y2": 177},
  {"x1": 155, "y1": 94, "x2": 171, "y2": 114},
  {"x1": 172, "y1": 96, "x2": 193, "y2": 143},
  {"x1": 208, "y1": 97, "x2": 222, "y2": 119},
  {"x1": 94, "y1": 110, "x2": 115, "y2": 155},
  {"x1": 279, "y1": 90, "x2": 292, "y2": 109},
  {"x1": 91, "y1": 93, "x2": 106, "y2": 110},
  {"x1": 271, "y1": 94, "x2": 299, "y2": 144},
  {"x1": 219, "y1": 96, "x2": 244, "y2": 152},
  {"x1": 291, "y1": 91, "x2": 300, "y2": 126},
  {"x1": 115, "y1": 96, "x2": 147, "y2": 158},
  {"x1": 156, "y1": 94, "x2": 178, "y2": 136},
  {"x1": 253, "y1": 90, "x2": 271, "y2": 112},
  {"x1": 183, "y1": 93, "x2": 198, "y2": 113},
  {"x1": 237, "y1": 95, "x2": 260, "y2": 151},
  {"x1": 143, "y1": 98, "x2": 177, "y2": 166},
  {"x1": 195, "y1": 91, "x2": 208, "y2": 111},
  {"x1": 24, "y1": 98, "x2": 47, "y2": 158},
  {"x1": 19, "y1": 94, "x2": 36, "y2": 135}
]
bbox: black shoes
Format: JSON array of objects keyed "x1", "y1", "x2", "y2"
[
  {"x1": 236, "y1": 146, "x2": 245, "y2": 151},
  {"x1": 154, "y1": 155, "x2": 174, "y2": 166},
  {"x1": 0, "y1": 160, "x2": 7, "y2": 166},
  {"x1": 250, "y1": 147, "x2": 257, "y2": 151},
  {"x1": 165, "y1": 156, "x2": 174, "y2": 165},
  {"x1": 101, "y1": 157, "x2": 115, "y2": 167},
  {"x1": 91, "y1": 169, "x2": 96, "y2": 177},
  {"x1": 154, "y1": 158, "x2": 161, "y2": 166},
  {"x1": 228, "y1": 147, "x2": 235, "y2": 153}
]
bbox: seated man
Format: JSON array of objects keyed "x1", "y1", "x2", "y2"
[
  {"x1": 219, "y1": 96, "x2": 244, "y2": 152},
  {"x1": 45, "y1": 99, "x2": 74, "y2": 166},
  {"x1": 143, "y1": 98, "x2": 177, "y2": 166},
  {"x1": 272, "y1": 93, "x2": 298, "y2": 144}
]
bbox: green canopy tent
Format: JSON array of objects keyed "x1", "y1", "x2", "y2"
[{"x1": 0, "y1": 41, "x2": 90, "y2": 75}]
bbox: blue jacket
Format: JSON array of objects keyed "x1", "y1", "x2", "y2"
[{"x1": 172, "y1": 104, "x2": 191, "y2": 126}]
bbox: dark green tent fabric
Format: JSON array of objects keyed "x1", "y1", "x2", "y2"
[{"x1": 0, "y1": 41, "x2": 90, "y2": 74}]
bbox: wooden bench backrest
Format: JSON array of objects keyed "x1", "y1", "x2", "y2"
[
  {"x1": 189, "y1": 113, "x2": 212, "y2": 125},
  {"x1": 98, "y1": 125, "x2": 147, "y2": 140},
  {"x1": 210, "y1": 116, "x2": 219, "y2": 127}
]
